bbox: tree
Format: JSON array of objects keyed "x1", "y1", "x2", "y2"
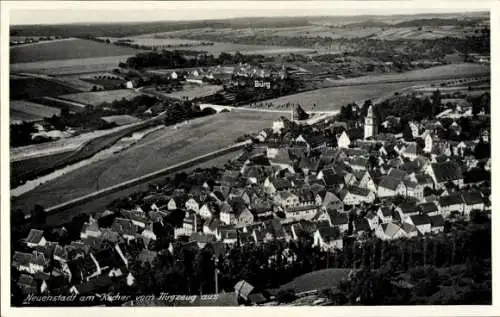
[{"x1": 30, "y1": 204, "x2": 46, "y2": 228}]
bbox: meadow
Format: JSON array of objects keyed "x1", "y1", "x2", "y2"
[
  {"x1": 10, "y1": 55, "x2": 132, "y2": 75},
  {"x1": 165, "y1": 84, "x2": 223, "y2": 100},
  {"x1": 323, "y1": 63, "x2": 490, "y2": 87},
  {"x1": 247, "y1": 81, "x2": 426, "y2": 111},
  {"x1": 12, "y1": 111, "x2": 282, "y2": 213},
  {"x1": 10, "y1": 77, "x2": 80, "y2": 100},
  {"x1": 58, "y1": 89, "x2": 143, "y2": 106},
  {"x1": 10, "y1": 100, "x2": 61, "y2": 124},
  {"x1": 10, "y1": 38, "x2": 141, "y2": 63}
]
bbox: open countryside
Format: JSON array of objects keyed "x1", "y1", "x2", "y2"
[
  {"x1": 9, "y1": 8, "x2": 491, "y2": 307},
  {"x1": 10, "y1": 38, "x2": 142, "y2": 63},
  {"x1": 11, "y1": 111, "x2": 283, "y2": 212}
]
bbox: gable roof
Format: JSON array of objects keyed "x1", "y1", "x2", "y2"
[
  {"x1": 429, "y1": 215, "x2": 445, "y2": 228},
  {"x1": 418, "y1": 202, "x2": 438, "y2": 214},
  {"x1": 354, "y1": 218, "x2": 371, "y2": 233},
  {"x1": 461, "y1": 191, "x2": 484, "y2": 205},
  {"x1": 378, "y1": 176, "x2": 404, "y2": 191},
  {"x1": 439, "y1": 193, "x2": 464, "y2": 207},
  {"x1": 25, "y1": 229, "x2": 44, "y2": 245},
  {"x1": 328, "y1": 212, "x2": 349, "y2": 226},
  {"x1": 317, "y1": 226, "x2": 341, "y2": 242},
  {"x1": 379, "y1": 206, "x2": 393, "y2": 217},
  {"x1": 347, "y1": 186, "x2": 371, "y2": 197},
  {"x1": 381, "y1": 222, "x2": 402, "y2": 237},
  {"x1": 431, "y1": 161, "x2": 463, "y2": 183},
  {"x1": 410, "y1": 215, "x2": 431, "y2": 226}
]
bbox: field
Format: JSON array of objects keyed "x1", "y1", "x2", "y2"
[
  {"x1": 101, "y1": 115, "x2": 141, "y2": 126},
  {"x1": 10, "y1": 38, "x2": 142, "y2": 63},
  {"x1": 274, "y1": 268, "x2": 351, "y2": 294},
  {"x1": 106, "y1": 32, "x2": 315, "y2": 55},
  {"x1": 165, "y1": 84, "x2": 223, "y2": 100},
  {"x1": 104, "y1": 36, "x2": 205, "y2": 46},
  {"x1": 11, "y1": 116, "x2": 163, "y2": 188},
  {"x1": 12, "y1": 111, "x2": 282, "y2": 213},
  {"x1": 10, "y1": 100, "x2": 61, "y2": 124},
  {"x1": 254, "y1": 63, "x2": 489, "y2": 111},
  {"x1": 58, "y1": 89, "x2": 143, "y2": 106},
  {"x1": 248, "y1": 81, "x2": 428, "y2": 111},
  {"x1": 323, "y1": 63, "x2": 490, "y2": 87},
  {"x1": 10, "y1": 55, "x2": 132, "y2": 75},
  {"x1": 10, "y1": 77, "x2": 80, "y2": 100}
]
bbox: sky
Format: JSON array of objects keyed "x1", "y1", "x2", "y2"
[{"x1": 8, "y1": 1, "x2": 490, "y2": 25}]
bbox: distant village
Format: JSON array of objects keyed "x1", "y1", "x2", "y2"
[{"x1": 11, "y1": 85, "x2": 491, "y2": 305}]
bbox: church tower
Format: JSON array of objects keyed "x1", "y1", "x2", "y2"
[{"x1": 364, "y1": 105, "x2": 377, "y2": 139}]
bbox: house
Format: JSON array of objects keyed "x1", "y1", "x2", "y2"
[
  {"x1": 185, "y1": 197, "x2": 201, "y2": 213},
  {"x1": 375, "y1": 222, "x2": 405, "y2": 240},
  {"x1": 377, "y1": 176, "x2": 407, "y2": 198},
  {"x1": 275, "y1": 191, "x2": 299, "y2": 209},
  {"x1": 111, "y1": 218, "x2": 138, "y2": 241},
  {"x1": 429, "y1": 215, "x2": 445, "y2": 234},
  {"x1": 313, "y1": 225, "x2": 343, "y2": 251},
  {"x1": 236, "y1": 207, "x2": 255, "y2": 226},
  {"x1": 268, "y1": 148, "x2": 295, "y2": 173},
  {"x1": 315, "y1": 190, "x2": 344, "y2": 213},
  {"x1": 25, "y1": 229, "x2": 46, "y2": 248},
  {"x1": 141, "y1": 223, "x2": 157, "y2": 246},
  {"x1": 404, "y1": 180, "x2": 424, "y2": 201},
  {"x1": 366, "y1": 212, "x2": 380, "y2": 230},
  {"x1": 401, "y1": 223, "x2": 418, "y2": 238},
  {"x1": 53, "y1": 244, "x2": 69, "y2": 263},
  {"x1": 174, "y1": 213, "x2": 201, "y2": 238},
  {"x1": 337, "y1": 131, "x2": 351, "y2": 149},
  {"x1": 402, "y1": 143, "x2": 418, "y2": 161},
  {"x1": 168, "y1": 196, "x2": 186, "y2": 210},
  {"x1": 199, "y1": 203, "x2": 215, "y2": 219},
  {"x1": 340, "y1": 186, "x2": 375, "y2": 206},
  {"x1": 407, "y1": 215, "x2": 432, "y2": 235},
  {"x1": 438, "y1": 193, "x2": 465, "y2": 218},
  {"x1": 396, "y1": 204, "x2": 420, "y2": 222},
  {"x1": 220, "y1": 228, "x2": 238, "y2": 245},
  {"x1": 418, "y1": 202, "x2": 440, "y2": 216},
  {"x1": 12, "y1": 251, "x2": 48, "y2": 274},
  {"x1": 377, "y1": 206, "x2": 394, "y2": 223},
  {"x1": 285, "y1": 205, "x2": 318, "y2": 221},
  {"x1": 272, "y1": 119, "x2": 285, "y2": 134},
  {"x1": 426, "y1": 161, "x2": 464, "y2": 189},
  {"x1": 219, "y1": 201, "x2": 235, "y2": 225},
  {"x1": 353, "y1": 218, "x2": 371, "y2": 236},
  {"x1": 318, "y1": 211, "x2": 349, "y2": 233},
  {"x1": 461, "y1": 191, "x2": 485, "y2": 218},
  {"x1": 190, "y1": 232, "x2": 217, "y2": 249},
  {"x1": 203, "y1": 218, "x2": 222, "y2": 239},
  {"x1": 349, "y1": 157, "x2": 368, "y2": 171},
  {"x1": 357, "y1": 170, "x2": 377, "y2": 193}
]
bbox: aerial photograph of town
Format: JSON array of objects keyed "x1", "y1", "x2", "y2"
[{"x1": 5, "y1": 0, "x2": 492, "y2": 309}]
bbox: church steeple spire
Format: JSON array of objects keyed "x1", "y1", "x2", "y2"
[{"x1": 364, "y1": 105, "x2": 377, "y2": 139}]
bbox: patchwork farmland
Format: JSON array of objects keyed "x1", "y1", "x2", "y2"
[
  {"x1": 10, "y1": 100, "x2": 61, "y2": 124},
  {"x1": 10, "y1": 55, "x2": 133, "y2": 75},
  {"x1": 10, "y1": 38, "x2": 142, "y2": 63},
  {"x1": 57, "y1": 89, "x2": 143, "y2": 107}
]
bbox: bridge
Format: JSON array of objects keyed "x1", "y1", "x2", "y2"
[{"x1": 198, "y1": 103, "x2": 338, "y2": 115}]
